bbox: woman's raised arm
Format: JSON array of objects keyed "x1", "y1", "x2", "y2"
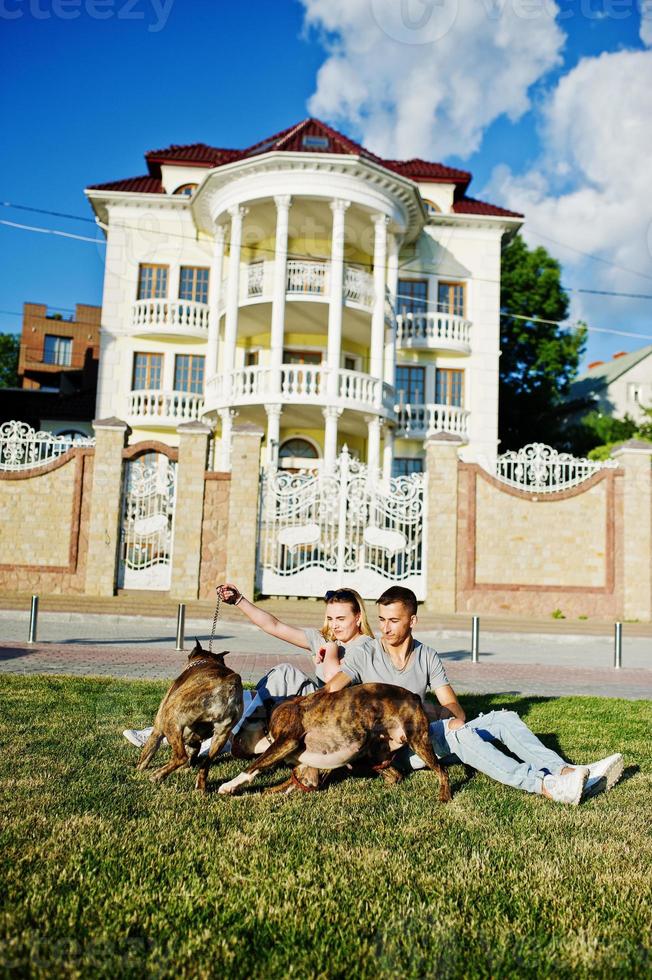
[{"x1": 217, "y1": 584, "x2": 311, "y2": 650}]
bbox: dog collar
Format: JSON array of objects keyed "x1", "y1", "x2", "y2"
[{"x1": 183, "y1": 658, "x2": 212, "y2": 671}]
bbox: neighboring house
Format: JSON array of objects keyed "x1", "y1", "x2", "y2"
[
  {"x1": 0, "y1": 302, "x2": 101, "y2": 437},
  {"x1": 568, "y1": 345, "x2": 652, "y2": 425},
  {"x1": 85, "y1": 117, "x2": 522, "y2": 475}
]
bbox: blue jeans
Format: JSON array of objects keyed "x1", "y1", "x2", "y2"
[{"x1": 405, "y1": 710, "x2": 568, "y2": 795}]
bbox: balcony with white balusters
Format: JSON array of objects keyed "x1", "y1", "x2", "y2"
[
  {"x1": 126, "y1": 390, "x2": 205, "y2": 428},
  {"x1": 396, "y1": 311, "x2": 471, "y2": 354},
  {"x1": 130, "y1": 299, "x2": 210, "y2": 339}
]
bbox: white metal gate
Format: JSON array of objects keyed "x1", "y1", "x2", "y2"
[
  {"x1": 257, "y1": 447, "x2": 425, "y2": 599},
  {"x1": 118, "y1": 453, "x2": 177, "y2": 590}
]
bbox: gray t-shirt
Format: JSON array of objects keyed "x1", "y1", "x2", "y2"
[
  {"x1": 302, "y1": 629, "x2": 372, "y2": 683},
  {"x1": 340, "y1": 637, "x2": 449, "y2": 702}
]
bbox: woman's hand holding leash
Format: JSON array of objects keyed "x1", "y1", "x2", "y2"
[{"x1": 217, "y1": 583, "x2": 244, "y2": 606}]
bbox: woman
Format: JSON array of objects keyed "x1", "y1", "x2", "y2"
[
  {"x1": 215, "y1": 584, "x2": 375, "y2": 736},
  {"x1": 122, "y1": 586, "x2": 374, "y2": 750}
]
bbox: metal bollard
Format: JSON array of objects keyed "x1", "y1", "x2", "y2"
[
  {"x1": 175, "y1": 603, "x2": 186, "y2": 652},
  {"x1": 28, "y1": 595, "x2": 39, "y2": 644},
  {"x1": 471, "y1": 615, "x2": 480, "y2": 663},
  {"x1": 614, "y1": 622, "x2": 622, "y2": 670}
]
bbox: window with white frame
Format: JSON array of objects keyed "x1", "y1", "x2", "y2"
[
  {"x1": 132, "y1": 352, "x2": 163, "y2": 390},
  {"x1": 174, "y1": 354, "x2": 205, "y2": 394},
  {"x1": 179, "y1": 266, "x2": 209, "y2": 304},
  {"x1": 137, "y1": 264, "x2": 168, "y2": 300},
  {"x1": 43, "y1": 334, "x2": 72, "y2": 367}
]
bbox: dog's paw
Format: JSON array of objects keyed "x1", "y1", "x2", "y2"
[{"x1": 217, "y1": 782, "x2": 237, "y2": 795}]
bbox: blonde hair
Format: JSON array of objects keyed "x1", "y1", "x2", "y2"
[{"x1": 321, "y1": 588, "x2": 374, "y2": 642}]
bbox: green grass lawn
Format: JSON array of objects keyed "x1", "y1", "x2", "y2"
[{"x1": 0, "y1": 676, "x2": 650, "y2": 979}]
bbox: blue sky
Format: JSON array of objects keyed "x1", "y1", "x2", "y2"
[{"x1": 1, "y1": 0, "x2": 650, "y2": 368}]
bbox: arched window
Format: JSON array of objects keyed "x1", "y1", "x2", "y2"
[
  {"x1": 279, "y1": 438, "x2": 319, "y2": 459},
  {"x1": 423, "y1": 199, "x2": 441, "y2": 216},
  {"x1": 173, "y1": 183, "x2": 198, "y2": 197}
]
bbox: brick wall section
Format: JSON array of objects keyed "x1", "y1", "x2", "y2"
[
  {"x1": 198, "y1": 474, "x2": 231, "y2": 598},
  {"x1": 613, "y1": 442, "x2": 652, "y2": 620},
  {"x1": 424, "y1": 433, "x2": 463, "y2": 613},
  {"x1": 19, "y1": 302, "x2": 101, "y2": 389},
  {"x1": 170, "y1": 422, "x2": 212, "y2": 599},
  {"x1": 225, "y1": 425, "x2": 264, "y2": 597},
  {"x1": 0, "y1": 449, "x2": 93, "y2": 593},
  {"x1": 85, "y1": 418, "x2": 130, "y2": 596},
  {"x1": 456, "y1": 463, "x2": 624, "y2": 619}
]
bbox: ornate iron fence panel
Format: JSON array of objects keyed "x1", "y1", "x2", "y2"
[
  {"x1": 0, "y1": 420, "x2": 94, "y2": 471},
  {"x1": 494, "y1": 442, "x2": 617, "y2": 493},
  {"x1": 117, "y1": 453, "x2": 177, "y2": 590},
  {"x1": 257, "y1": 448, "x2": 425, "y2": 598}
]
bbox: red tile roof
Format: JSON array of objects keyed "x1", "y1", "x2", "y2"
[
  {"x1": 86, "y1": 118, "x2": 521, "y2": 219},
  {"x1": 87, "y1": 175, "x2": 165, "y2": 194},
  {"x1": 452, "y1": 196, "x2": 523, "y2": 218}
]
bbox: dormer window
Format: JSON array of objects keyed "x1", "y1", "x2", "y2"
[
  {"x1": 302, "y1": 135, "x2": 330, "y2": 150},
  {"x1": 173, "y1": 183, "x2": 198, "y2": 197},
  {"x1": 423, "y1": 199, "x2": 441, "y2": 217}
]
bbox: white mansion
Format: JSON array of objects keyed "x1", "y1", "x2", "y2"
[{"x1": 86, "y1": 118, "x2": 522, "y2": 475}]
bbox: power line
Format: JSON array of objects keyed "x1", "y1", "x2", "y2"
[
  {"x1": 0, "y1": 218, "x2": 104, "y2": 245},
  {"x1": 1, "y1": 201, "x2": 97, "y2": 225},
  {"x1": 528, "y1": 227, "x2": 652, "y2": 285}
]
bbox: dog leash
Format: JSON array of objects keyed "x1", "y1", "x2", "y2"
[{"x1": 208, "y1": 590, "x2": 221, "y2": 654}]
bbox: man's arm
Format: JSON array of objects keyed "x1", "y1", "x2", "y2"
[
  {"x1": 322, "y1": 671, "x2": 353, "y2": 694},
  {"x1": 429, "y1": 684, "x2": 466, "y2": 729}
]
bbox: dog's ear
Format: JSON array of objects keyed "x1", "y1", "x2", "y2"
[
  {"x1": 213, "y1": 650, "x2": 229, "y2": 660},
  {"x1": 188, "y1": 638, "x2": 204, "y2": 659}
]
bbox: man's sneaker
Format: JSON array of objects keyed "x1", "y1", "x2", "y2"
[
  {"x1": 583, "y1": 753, "x2": 624, "y2": 800},
  {"x1": 543, "y1": 766, "x2": 589, "y2": 805},
  {"x1": 122, "y1": 728, "x2": 151, "y2": 748}
]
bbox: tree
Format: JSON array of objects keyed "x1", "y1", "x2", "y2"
[
  {"x1": 0, "y1": 333, "x2": 19, "y2": 388},
  {"x1": 499, "y1": 234, "x2": 586, "y2": 450}
]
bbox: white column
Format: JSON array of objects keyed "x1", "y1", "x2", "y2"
[
  {"x1": 370, "y1": 214, "x2": 389, "y2": 383},
  {"x1": 323, "y1": 406, "x2": 342, "y2": 472},
  {"x1": 382, "y1": 424, "x2": 395, "y2": 483},
  {"x1": 265, "y1": 403, "x2": 282, "y2": 468},
  {"x1": 168, "y1": 263, "x2": 181, "y2": 305},
  {"x1": 206, "y1": 224, "x2": 225, "y2": 380},
  {"x1": 270, "y1": 196, "x2": 291, "y2": 391},
  {"x1": 326, "y1": 199, "x2": 350, "y2": 398},
  {"x1": 218, "y1": 407, "x2": 238, "y2": 470},
  {"x1": 384, "y1": 232, "x2": 401, "y2": 388},
  {"x1": 223, "y1": 205, "x2": 248, "y2": 400},
  {"x1": 366, "y1": 415, "x2": 382, "y2": 477}
]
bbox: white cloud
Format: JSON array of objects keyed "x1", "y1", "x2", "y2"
[
  {"x1": 485, "y1": 48, "x2": 652, "y2": 351},
  {"x1": 300, "y1": 0, "x2": 565, "y2": 159}
]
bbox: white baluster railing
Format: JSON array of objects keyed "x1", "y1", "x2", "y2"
[
  {"x1": 396, "y1": 403, "x2": 469, "y2": 439},
  {"x1": 128, "y1": 390, "x2": 204, "y2": 424},
  {"x1": 396, "y1": 312, "x2": 471, "y2": 351},
  {"x1": 338, "y1": 369, "x2": 381, "y2": 408},
  {"x1": 286, "y1": 260, "x2": 328, "y2": 296},
  {"x1": 131, "y1": 299, "x2": 210, "y2": 334},
  {"x1": 343, "y1": 265, "x2": 375, "y2": 308},
  {"x1": 281, "y1": 365, "x2": 325, "y2": 398},
  {"x1": 247, "y1": 261, "x2": 264, "y2": 298}
]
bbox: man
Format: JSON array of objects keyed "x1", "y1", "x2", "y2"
[{"x1": 321, "y1": 586, "x2": 623, "y2": 805}]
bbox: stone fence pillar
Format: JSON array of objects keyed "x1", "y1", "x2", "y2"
[
  {"x1": 225, "y1": 423, "x2": 264, "y2": 598},
  {"x1": 170, "y1": 421, "x2": 213, "y2": 599},
  {"x1": 85, "y1": 417, "x2": 130, "y2": 596},
  {"x1": 424, "y1": 433, "x2": 464, "y2": 613},
  {"x1": 612, "y1": 440, "x2": 652, "y2": 621}
]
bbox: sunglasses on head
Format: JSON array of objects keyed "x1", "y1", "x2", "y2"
[{"x1": 324, "y1": 589, "x2": 358, "y2": 604}]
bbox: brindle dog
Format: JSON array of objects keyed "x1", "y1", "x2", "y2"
[
  {"x1": 219, "y1": 683, "x2": 451, "y2": 801},
  {"x1": 136, "y1": 639, "x2": 243, "y2": 792}
]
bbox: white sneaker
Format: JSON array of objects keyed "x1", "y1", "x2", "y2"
[
  {"x1": 122, "y1": 728, "x2": 151, "y2": 748},
  {"x1": 583, "y1": 753, "x2": 624, "y2": 799},
  {"x1": 543, "y1": 766, "x2": 589, "y2": 805}
]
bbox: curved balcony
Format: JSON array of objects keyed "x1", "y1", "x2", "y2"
[
  {"x1": 396, "y1": 402, "x2": 469, "y2": 440},
  {"x1": 396, "y1": 312, "x2": 471, "y2": 353},
  {"x1": 219, "y1": 260, "x2": 377, "y2": 313},
  {"x1": 131, "y1": 299, "x2": 210, "y2": 339},
  {"x1": 127, "y1": 390, "x2": 205, "y2": 428},
  {"x1": 205, "y1": 364, "x2": 394, "y2": 417}
]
